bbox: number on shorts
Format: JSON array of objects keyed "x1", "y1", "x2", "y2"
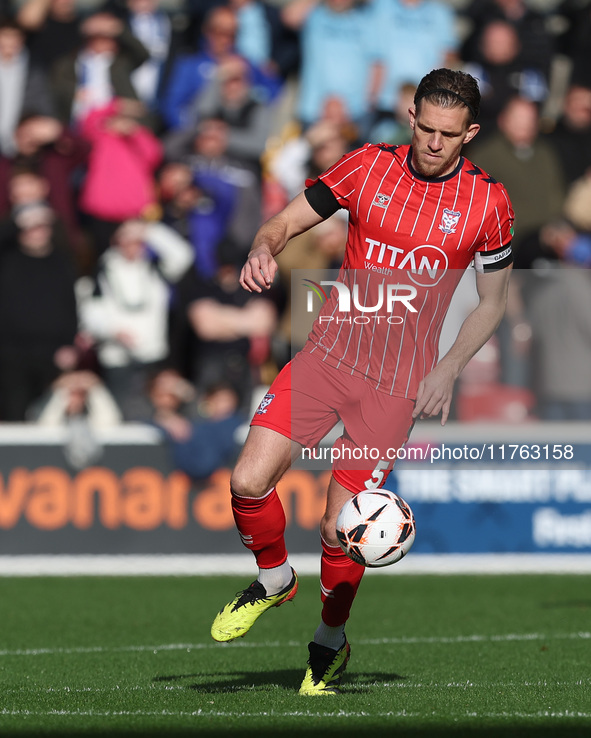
[{"x1": 364, "y1": 459, "x2": 389, "y2": 489}]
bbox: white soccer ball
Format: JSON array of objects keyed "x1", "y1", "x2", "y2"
[{"x1": 335, "y1": 489, "x2": 416, "y2": 568}]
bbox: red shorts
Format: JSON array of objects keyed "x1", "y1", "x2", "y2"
[{"x1": 251, "y1": 351, "x2": 415, "y2": 493}]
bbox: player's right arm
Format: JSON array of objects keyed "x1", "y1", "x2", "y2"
[
  {"x1": 241, "y1": 143, "x2": 367, "y2": 292},
  {"x1": 240, "y1": 191, "x2": 326, "y2": 293}
]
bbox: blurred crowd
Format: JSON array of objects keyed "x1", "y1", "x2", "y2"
[{"x1": 0, "y1": 0, "x2": 590, "y2": 472}]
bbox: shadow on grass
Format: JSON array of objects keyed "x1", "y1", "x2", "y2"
[
  {"x1": 153, "y1": 669, "x2": 406, "y2": 693},
  {"x1": 154, "y1": 668, "x2": 303, "y2": 692}
]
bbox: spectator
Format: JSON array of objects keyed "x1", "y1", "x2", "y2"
[
  {"x1": 0, "y1": 20, "x2": 54, "y2": 156},
  {"x1": 147, "y1": 369, "x2": 244, "y2": 479},
  {"x1": 32, "y1": 369, "x2": 122, "y2": 468},
  {"x1": 76, "y1": 218, "x2": 193, "y2": 419},
  {"x1": 555, "y1": 0, "x2": 591, "y2": 88},
  {"x1": 228, "y1": 0, "x2": 300, "y2": 83},
  {"x1": 160, "y1": 5, "x2": 280, "y2": 131},
  {"x1": 275, "y1": 211, "x2": 348, "y2": 354},
  {"x1": 562, "y1": 168, "x2": 591, "y2": 252},
  {"x1": 0, "y1": 167, "x2": 74, "y2": 268},
  {"x1": 78, "y1": 98, "x2": 163, "y2": 255},
  {"x1": 184, "y1": 0, "x2": 299, "y2": 84},
  {"x1": 526, "y1": 239, "x2": 591, "y2": 421},
  {"x1": 268, "y1": 96, "x2": 358, "y2": 204},
  {"x1": 17, "y1": 0, "x2": 82, "y2": 68},
  {"x1": 106, "y1": 0, "x2": 180, "y2": 119},
  {"x1": 0, "y1": 115, "x2": 91, "y2": 268},
  {"x1": 517, "y1": 143, "x2": 591, "y2": 270},
  {"x1": 180, "y1": 54, "x2": 270, "y2": 169},
  {"x1": 0, "y1": 203, "x2": 78, "y2": 420},
  {"x1": 1, "y1": 166, "x2": 51, "y2": 222},
  {"x1": 179, "y1": 250, "x2": 279, "y2": 410},
  {"x1": 368, "y1": 81, "x2": 415, "y2": 145},
  {"x1": 165, "y1": 116, "x2": 262, "y2": 264},
  {"x1": 181, "y1": 0, "x2": 220, "y2": 49},
  {"x1": 296, "y1": 0, "x2": 382, "y2": 133},
  {"x1": 469, "y1": 95, "x2": 567, "y2": 389},
  {"x1": 543, "y1": 83, "x2": 591, "y2": 186},
  {"x1": 533, "y1": 218, "x2": 591, "y2": 269},
  {"x1": 468, "y1": 95, "x2": 566, "y2": 254},
  {"x1": 461, "y1": 0, "x2": 555, "y2": 79},
  {"x1": 372, "y1": 0, "x2": 459, "y2": 123},
  {"x1": 158, "y1": 160, "x2": 236, "y2": 279},
  {"x1": 50, "y1": 11, "x2": 149, "y2": 126},
  {"x1": 462, "y1": 20, "x2": 548, "y2": 140}
]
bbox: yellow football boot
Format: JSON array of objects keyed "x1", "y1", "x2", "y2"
[
  {"x1": 299, "y1": 640, "x2": 350, "y2": 695},
  {"x1": 211, "y1": 570, "x2": 298, "y2": 642}
]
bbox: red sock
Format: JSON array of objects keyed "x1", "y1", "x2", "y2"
[
  {"x1": 231, "y1": 487, "x2": 288, "y2": 569},
  {"x1": 320, "y1": 538, "x2": 365, "y2": 627}
]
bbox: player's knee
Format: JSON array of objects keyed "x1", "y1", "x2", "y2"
[
  {"x1": 229, "y1": 468, "x2": 257, "y2": 498},
  {"x1": 230, "y1": 464, "x2": 268, "y2": 499},
  {"x1": 320, "y1": 514, "x2": 339, "y2": 547}
]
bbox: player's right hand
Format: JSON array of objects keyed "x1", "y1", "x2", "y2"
[{"x1": 240, "y1": 248, "x2": 277, "y2": 292}]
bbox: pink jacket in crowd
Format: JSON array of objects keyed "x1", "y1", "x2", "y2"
[{"x1": 78, "y1": 101, "x2": 163, "y2": 221}]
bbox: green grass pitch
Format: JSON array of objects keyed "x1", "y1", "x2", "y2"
[{"x1": 0, "y1": 573, "x2": 589, "y2": 737}]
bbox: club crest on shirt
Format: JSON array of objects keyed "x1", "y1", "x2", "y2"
[
  {"x1": 255, "y1": 393, "x2": 275, "y2": 415},
  {"x1": 439, "y1": 208, "x2": 462, "y2": 234},
  {"x1": 373, "y1": 192, "x2": 391, "y2": 208}
]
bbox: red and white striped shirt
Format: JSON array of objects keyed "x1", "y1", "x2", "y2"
[{"x1": 302, "y1": 143, "x2": 514, "y2": 399}]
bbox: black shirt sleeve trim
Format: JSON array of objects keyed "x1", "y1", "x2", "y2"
[{"x1": 304, "y1": 180, "x2": 341, "y2": 219}]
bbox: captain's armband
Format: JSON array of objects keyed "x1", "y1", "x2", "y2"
[{"x1": 474, "y1": 244, "x2": 513, "y2": 273}]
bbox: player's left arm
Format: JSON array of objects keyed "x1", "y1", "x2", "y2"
[{"x1": 413, "y1": 264, "x2": 512, "y2": 425}]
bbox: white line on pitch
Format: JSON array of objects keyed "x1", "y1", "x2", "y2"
[
  {"x1": 1, "y1": 709, "x2": 590, "y2": 719},
  {"x1": 0, "y1": 632, "x2": 589, "y2": 658},
  {"x1": 2, "y1": 553, "x2": 591, "y2": 577}
]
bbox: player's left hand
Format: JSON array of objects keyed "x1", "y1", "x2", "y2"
[{"x1": 412, "y1": 362, "x2": 458, "y2": 425}]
